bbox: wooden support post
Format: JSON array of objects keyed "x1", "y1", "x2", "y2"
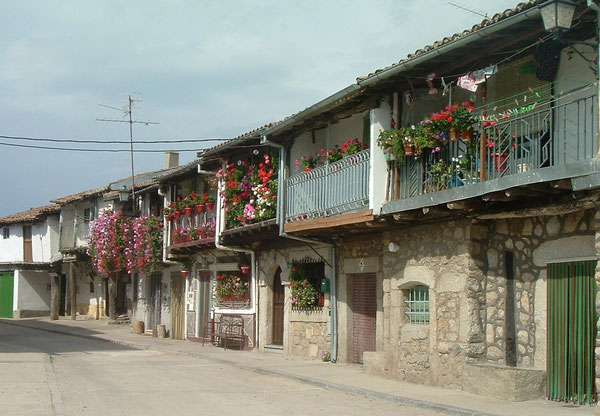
[
  {"x1": 479, "y1": 85, "x2": 487, "y2": 183},
  {"x1": 108, "y1": 276, "x2": 117, "y2": 321},
  {"x1": 50, "y1": 272, "x2": 60, "y2": 321},
  {"x1": 69, "y1": 262, "x2": 77, "y2": 320}
]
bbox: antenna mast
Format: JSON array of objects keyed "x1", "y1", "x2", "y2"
[{"x1": 97, "y1": 94, "x2": 159, "y2": 212}]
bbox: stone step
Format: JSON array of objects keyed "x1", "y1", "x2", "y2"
[{"x1": 264, "y1": 344, "x2": 284, "y2": 354}]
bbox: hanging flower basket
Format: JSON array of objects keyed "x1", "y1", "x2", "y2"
[
  {"x1": 404, "y1": 145, "x2": 416, "y2": 157},
  {"x1": 196, "y1": 203, "x2": 205, "y2": 213},
  {"x1": 206, "y1": 202, "x2": 214, "y2": 211},
  {"x1": 240, "y1": 264, "x2": 251, "y2": 274},
  {"x1": 449, "y1": 128, "x2": 459, "y2": 142},
  {"x1": 181, "y1": 270, "x2": 189, "y2": 278},
  {"x1": 461, "y1": 128, "x2": 473, "y2": 142}
]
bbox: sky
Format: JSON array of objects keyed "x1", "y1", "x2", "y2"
[{"x1": 0, "y1": 0, "x2": 519, "y2": 217}]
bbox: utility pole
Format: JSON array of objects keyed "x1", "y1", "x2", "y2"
[{"x1": 97, "y1": 94, "x2": 159, "y2": 212}]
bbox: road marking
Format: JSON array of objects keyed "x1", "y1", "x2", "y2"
[{"x1": 44, "y1": 354, "x2": 65, "y2": 416}]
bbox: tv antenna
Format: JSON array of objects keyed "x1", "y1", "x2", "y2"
[
  {"x1": 97, "y1": 94, "x2": 159, "y2": 212},
  {"x1": 447, "y1": 2, "x2": 487, "y2": 18}
]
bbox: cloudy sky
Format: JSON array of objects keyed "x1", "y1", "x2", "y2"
[{"x1": 0, "y1": 0, "x2": 519, "y2": 216}]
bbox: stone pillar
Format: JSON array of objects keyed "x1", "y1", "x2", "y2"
[
  {"x1": 108, "y1": 275, "x2": 117, "y2": 321},
  {"x1": 69, "y1": 262, "x2": 77, "y2": 320},
  {"x1": 594, "y1": 208, "x2": 600, "y2": 395},
  {"x1": 50, "y1": 272, "x2": 60, "y2": 320}
]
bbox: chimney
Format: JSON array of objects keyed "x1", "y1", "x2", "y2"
[{"x1": 164, "y1": 151, "x2": 179, "y2": 169}]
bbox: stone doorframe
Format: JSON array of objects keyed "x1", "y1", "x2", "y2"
[{"x1": 258, "y1": 251, "x2": 289, "y2": 349}]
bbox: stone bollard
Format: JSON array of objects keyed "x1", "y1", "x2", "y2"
[
  {"x1": 132, "y1": 320, "x2": 145, "y2": 334},
  {"x1": 157, "y1": 324, "x2": 167, "y2": 338}
]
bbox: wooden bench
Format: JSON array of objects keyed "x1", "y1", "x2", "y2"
[{"x1": 202, "y1": 314, "x2": 245, "y2": 350}]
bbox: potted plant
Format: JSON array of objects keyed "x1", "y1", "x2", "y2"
[
  {"x1": 205, "y1": 194, "x2": 215, "y2": 210},
  {"x1": 425, "y1": 160, "x2": 453, "y2": 192},
  {"x1": 453, "y1": 102, "x2": 476, "y2": 141},
  {"x1": 163, "y1": 203, "x2": 174, "y2": 221},
  {"x1": 340, "y1": 138, "x2": 368, "y2": 156},
  {"x1": 295, "y1": 153, "x2": 322, "y2": 172},
  {"x1": 318, "y1": 145, "x2": 343, "y2": 164}
]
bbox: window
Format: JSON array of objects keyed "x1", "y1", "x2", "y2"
[
  {"x1": 89, "y1": 281, "x2": 95, "y2": 294},
  {"x1": 405, "y1": 285, "x2": 430, "y2": 324},
  {"x1": 83, "y1": 208, "x2": 93, "y2": 222},
  {"x1": 2, "y1": 227, "x2": 8, "y2": 239}
]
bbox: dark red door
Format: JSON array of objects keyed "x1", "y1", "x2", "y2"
[
  {"x1": 272, "y1": 268, "x2": 284, "y2": 345},
  {"x1": 352, "y1": 274, "x2": 376, "y2": 364}
]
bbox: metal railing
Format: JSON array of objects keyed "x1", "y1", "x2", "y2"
[
  {"x1": 391, "y1": 94, "x2": 597, "y2": 200},
  {"x1": 285, "y1": 149, "x2": 370, "y2": 221}
]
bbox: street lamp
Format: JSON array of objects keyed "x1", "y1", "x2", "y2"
[
  {"x1": 540, "y1": 0, "x2": 577, "y2": 34},
  {"x1": 118, "y1": 186, "x2": 130, "y2": 202}
]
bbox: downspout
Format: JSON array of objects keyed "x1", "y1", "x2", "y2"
[
  {"x1": 214, "y1": 161, "x2": 258, "y2": 347},
  {"x1": 261, "y1": 135, "x2": 339, "y2": 362}
]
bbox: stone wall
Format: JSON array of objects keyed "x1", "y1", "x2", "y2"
[
  {"x1": 290, "y1": 309, "x2": 330, "y2": 358},
  {"x1": 482, "y1": 210, "x2": 595, "y2": 368}
]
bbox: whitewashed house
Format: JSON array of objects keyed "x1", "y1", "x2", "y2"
[{"x1": 0, "y1": 205, "x2": 61, "y2": 318}]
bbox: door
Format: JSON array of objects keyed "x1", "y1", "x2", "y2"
[
  {"x1": 147, "y1": 273, "x2": 162, "y2": 330},
  {"x1": 59, "y1": 274, "x2": 67, "y2": 316},
  {"x1": 197, "y1": 271, "x2": 211, "y2": 339},
  {"x1": 0, "y1": 272, "x2": 14, "y2": 318},
  {"x1": 352, "y1": 274, "x2": 377, "y2": 364},
  {"x1": 272, "y1": 268, "x2": 284, "y2": 345},
  {"x1": 23, "y1": 226, "x2": 32, "y2": 262},
  {"x1": 547, "y1": 260, "x2": 597, "y2": 404},
  {"x1": 170, "y1": 272, "x2": 185, "y2": 340},
  {"x1": 116, "y1": 274, "x2": 127, "y2": 315}
]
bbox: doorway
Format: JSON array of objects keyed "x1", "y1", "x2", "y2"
[
  {"x1": 170, "y1": 272, "x2": 185, "y2": 340},
  {"x1": 547, "y1": 260, "x2": 597, "y2": 404},
  {"x1": 197, "y1": 271, "x2": 211, "y2": 339},
  {"x1": 272, "y1": 267, "x2": 284, "y2": 345},
  {"x1": 59, "y1": 274, "x2": 67, "y2": 316},
  {"x1": 147, "y1": 272, "x2": 162, "y2": 331},
  {"x1": 352, "y1": 273, "x2": 377, "y2": 364},
  {"x1": 0, "y1": 272, "x2": 14, "y2": 318}
]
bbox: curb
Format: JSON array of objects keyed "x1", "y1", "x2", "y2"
[{"x1": 1, "y1": 319, "x2": 497, "y2": 416}]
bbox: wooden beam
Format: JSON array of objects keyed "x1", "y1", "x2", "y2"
[
  {"x1": 283, "y1": 210, "x2": 374, "y2": 233},
  {"x1": 50, "y1": 272, "x2": 59, "y2": 321},
  {"x1": 552, "y1": 179, "x2": 573, "y2": 190},
  {"x1": 476, "y1": 196, "x2": 598, "y2": 219},
  {"x1": 69, "y1": 262, "x2": 76, "y2": 321},
  {"x1": 446, "y1": 200, "x2": 483, "y2": 211}
]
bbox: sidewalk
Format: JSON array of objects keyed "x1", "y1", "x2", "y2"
[{"x1": 2, "y1": 317, "x2": 596, "y2": 416}]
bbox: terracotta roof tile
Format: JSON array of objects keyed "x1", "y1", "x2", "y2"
[{"x1": 0, "y1": 205, "x2": 61, "y2": 225}]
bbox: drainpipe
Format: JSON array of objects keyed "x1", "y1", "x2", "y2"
[
  {"x1": 261, "y1": 135, "x2": 339, "y2": 362},
  {"x1": 214, "y1": 162, "x2": 258, "y2": 347}
]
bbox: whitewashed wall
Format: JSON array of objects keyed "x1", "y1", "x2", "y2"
[
  {"x1": 0, "y1": 224, "x2": 23, "y2": 262},
  {"x1": 13, "y1": 270, "x2": 51, "y2": 313}
]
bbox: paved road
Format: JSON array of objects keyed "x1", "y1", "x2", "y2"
[{"x1": 0, "y1": 322, "x2": 437, "y2": 416}]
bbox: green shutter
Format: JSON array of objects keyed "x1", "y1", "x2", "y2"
[
  {"x1": 547, "y1": 260, "x2": 597, "y2": 404},
  {"x1": 0, "y1": 272, "x2": 14, "y2": 318}
]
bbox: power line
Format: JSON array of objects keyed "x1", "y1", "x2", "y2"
[
  {"x1": 0, "y1": 141, "x2": 205, "y2": 153},
  {"x1": 0, "y1": 134, "x2": 231, "y2": 144}
]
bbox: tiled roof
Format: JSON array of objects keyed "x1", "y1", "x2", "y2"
[
  {"x1": 50, "y1": 186, "x2": 109, "y2": 205},
  {"x1": 356, "y1": 0, "x2": 544, "y2": 82},
  {"x1": 197, "y1": 122, "x2": 279, "y2": 158},
  {"x1": 0, "y1": 204, "x2": 61, "y2": 225}
]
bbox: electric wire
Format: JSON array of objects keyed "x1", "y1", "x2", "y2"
[
  {"x1": 0, "y1": 134, "x2": 229, "y2": 144},
  {"x1": 0, "y1": 142, "x2": 205, "y2": 153}
]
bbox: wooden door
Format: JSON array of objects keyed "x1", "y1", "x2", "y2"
[
  {"x1": 272, "y1": 268, "x2": 284, "y2": 345},
  {"x1": 197, "y1": 271, "x2": 211, "y2": 339},
  {"x1": 59, "y1": 274, "x2": 67, "y2": 316},
  {"x1": 23, "y1": 226, "x2": 32, "y2": 262},
  {"x1": 170, "y1": 272, "x2": 185, "y2": 340},
  {"x1": 0, "y1": 272, "x2": 14, "y2": 318},
  {"x1": 352, "y1": 274, "x2": 377, "y2": 364},
  {"x1": 147, "y1": 273, "x2": 162, "y2": 330}
]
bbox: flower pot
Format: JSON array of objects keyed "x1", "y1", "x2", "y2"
[
  {"x1": 240, "y1": 264, "x2": 250, "y2": 274},
  {"x1": 449, "y1": 128, "x2": 459, "y2": 142},
  {"x1": 461, "y1": 128, "x2": 473, "y2": 142},
  {"x1": 181, "y1": 270, "x2": 189, "y2": 278},
  {"x1": 303, "y1": 167, "x2": 313, "y2": 172},
  {"x1": 164, "y1": 215, "x2": 173, "y2": 222},
  {"x1": 173, "y1": 210, "x2": 182, "y2": 219},
  {"x1": 493, "y1": 152, "x2": 509, "y2": 172},
  {"x1": 196, "y1": 203, "x2": 205, "y2": 213},
  {"x1": 404, "y1": 145, "x2": 415, "y2": 157},
  {"x1": 206, "y1": 202, "x2": 214, "y2": 210},
  {"x1": 184, "y1": 207, "x2": 194, "y2": 215}
]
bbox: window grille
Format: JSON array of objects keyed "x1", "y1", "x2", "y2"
[
  {"x1": 405, "y1": 285, "x2": 429, "y2": 324},
  {"x1": 2, "y1": 228, "x2": 9, "y2": 239}
]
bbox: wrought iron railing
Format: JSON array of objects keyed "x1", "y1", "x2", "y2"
[
  {"x1": 285, "y1": 149, "x2": 370, "y2": 221},
  {"x1": 390, "y1": 94, "x2": 597, "y2": 200}
]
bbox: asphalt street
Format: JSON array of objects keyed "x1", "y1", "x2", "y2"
[{"x1": 0, "y1": 322, "x2": 437, "y2": 416}]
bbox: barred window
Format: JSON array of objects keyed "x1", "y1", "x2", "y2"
[{"x1": 405, "y1": 285, "x2": 429, "y2": 324}]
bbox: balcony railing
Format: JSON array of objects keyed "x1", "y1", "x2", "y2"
[
  {"x1": 168, "y1": 210, "x2": 216, "y2": 246},
  {"x1": 285, "y1": 149, "x2": 370, "y2": 221},
  {"x1": 389, "y1": 94, "x2": 597, "y2": 201}
]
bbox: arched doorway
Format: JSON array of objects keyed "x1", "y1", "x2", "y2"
[{"x1": 272, "y1": 267, "x2": 284, "y2": 345}]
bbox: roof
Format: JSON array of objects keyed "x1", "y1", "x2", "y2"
[
  {"x1": 155, "y1": 159, "x2": 201, "y2": 183},
  {"x1": 0, "y1": 204, "x2": 61, "y2": 225},
  {"x1": 263, "y1": 0, "x2": 554, "y2": 138},
  {"x1": 197, "y1": 122, "x2": 279, "y2": 160},
  {"x1": 50, "y1": 186, "x2": 109, "y2": 205}
]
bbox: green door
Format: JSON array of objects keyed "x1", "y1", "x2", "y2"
[
  {"x1": 0, "y1": 272, "x2": 14, "y2": 318},
  {"x1": 547, "y1": 260, "x2": 597, "y2": 404}
]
